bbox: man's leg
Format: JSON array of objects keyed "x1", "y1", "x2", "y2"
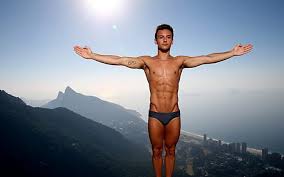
[
  {"x1": 148, "y1": 117, "x2": 165, "y2": 177},
  {"x1": 164, "y1": 117, "x2": 181, "y2": 177}
]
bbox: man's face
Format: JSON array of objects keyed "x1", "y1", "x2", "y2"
[{"x1": 155, "y1": 29, "x2": 173, "y2": 52}]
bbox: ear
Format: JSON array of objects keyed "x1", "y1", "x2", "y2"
[{"x1": 154, "y1": 39, "x2": 157, "y2": 45}]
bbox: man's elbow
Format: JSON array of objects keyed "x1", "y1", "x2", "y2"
[{"x1": 203, "y1": 55, "x2": 216, "y2": 64}]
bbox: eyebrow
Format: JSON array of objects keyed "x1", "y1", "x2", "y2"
[{"x1": 158, "y1": 34, "x2": 172, "y2": 37}]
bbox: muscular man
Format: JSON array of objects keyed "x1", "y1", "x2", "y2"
[{"x1": 73, "y1": 24, "x2": 253, "y2": 177}]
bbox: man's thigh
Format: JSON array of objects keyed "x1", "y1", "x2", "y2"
[
  {"x1": 165, "y1": 117, "x2": 181, "y2": 146},
  {"x1": 148, "y1": 117, "x2": 165, "y2": 147}
]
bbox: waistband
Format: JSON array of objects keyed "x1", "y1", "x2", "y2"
[{"x1": 149, "y1": 110, "x2": 180, "y2": 114}]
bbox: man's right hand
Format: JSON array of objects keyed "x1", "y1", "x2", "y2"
[{"x1": 73, "y1": 45, "x2": 93, "y2": 59}]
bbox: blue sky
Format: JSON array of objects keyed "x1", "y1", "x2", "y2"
[
  {"x1": 1, "y1": 0, "x2": 284, "y2": 152},
  {"x1": 0, "y1": 0, "x2": 283, "y2": 99}
]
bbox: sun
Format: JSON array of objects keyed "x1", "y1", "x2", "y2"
[{"x1": 85, "y1": 0, "x2": 124, "y2": 18}]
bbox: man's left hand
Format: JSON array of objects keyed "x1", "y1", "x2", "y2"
[{"x1": 231, "y1": 43, "x2": 253, "y2": 56}]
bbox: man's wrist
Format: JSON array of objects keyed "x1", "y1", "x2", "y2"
[
  {"x1": 230, "y1": 49, "x2": 236, "y2": 57},
  {"x1": 89, "y1": 52, "x2": 96, "y2": 59}
]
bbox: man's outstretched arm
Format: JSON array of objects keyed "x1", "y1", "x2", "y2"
[
  {"x1": 180, "y1": 43, "x2": 253, "y2": 68},
  {"x1": 73, "y1": 45, "x2": 146, "y2": 69}
]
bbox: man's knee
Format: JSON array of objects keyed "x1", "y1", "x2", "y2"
[
  {"x1": 152, "y1": 146, "x2": 163, "y2": 159},
  {"x1": 165, "y1": 145, "x2": 176, "y2": 156}
]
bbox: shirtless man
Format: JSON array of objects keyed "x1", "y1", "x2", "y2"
[{"x1": 73, "y1": 24, "x2": 253, "y2": 177}]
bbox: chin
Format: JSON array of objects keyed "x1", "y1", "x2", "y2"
[{"x1": 159, "y1": 47, "x2": 171, "y2": 53}]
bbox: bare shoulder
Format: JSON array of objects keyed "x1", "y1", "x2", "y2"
[
  {"x1": 175, "y1": 55, "x2": 192, "y2": 61},
  {"x1": 175, "y1": 55, "x2": 194, "y2": 65},
  {"x1": 175, "y1": 56, "x2": 189, "y2": 66},
  {"x1": 137, "y1": 55, "x2": 152, "y2": 61}
]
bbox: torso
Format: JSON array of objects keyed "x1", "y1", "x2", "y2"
[{"x1": 142, "y1": 56, "x2": 184, "y2": 112}]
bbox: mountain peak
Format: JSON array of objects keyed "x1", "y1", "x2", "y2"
[
  {"x1": 0, "y1": 90, "x2": 26, "y2": 106},
  {"x1": 56, "y1": 91, "x2": 64, "y2": 100},
  {"x1": 64, "y1": 86, "x2": 76, "y2": 95}
]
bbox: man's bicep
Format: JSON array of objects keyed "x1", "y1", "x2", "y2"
[
  {"x1": 180, "y1": 55, "x2": 210, "y2": 68},
  {"x1": 119, "y1": 56, "x2": 145, "y2": 69}
]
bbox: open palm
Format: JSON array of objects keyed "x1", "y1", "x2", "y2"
[
  {"x1": 73, "y1": 45, "x2": 93, "y2": 59},
  {"x1": 232, "y1": 43, "x2": 253, "y2": 56}
]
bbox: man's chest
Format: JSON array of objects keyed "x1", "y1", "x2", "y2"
[{"x1": 144, "y1": 59, "x2": 183, "y2": 79}]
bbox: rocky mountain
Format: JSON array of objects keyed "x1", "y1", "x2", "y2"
[
  {"x1": 42, "y1": 86, "x2": 150, "y2": 148},
  {"x1": 0, "y1": 90, "x2": 154, "y2": 177}
]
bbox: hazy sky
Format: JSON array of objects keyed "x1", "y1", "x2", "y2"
[{"x1": 1, "y1": 0, "x2": 284, "y2": 152}]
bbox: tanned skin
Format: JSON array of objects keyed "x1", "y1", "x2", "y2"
[{"x1": 73, "y1": 28, "x2": 253, "y2": 177}]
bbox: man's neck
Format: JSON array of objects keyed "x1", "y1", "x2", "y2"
[{"x1": 156, "y1": 50, "x2": 171, "y2": 60}]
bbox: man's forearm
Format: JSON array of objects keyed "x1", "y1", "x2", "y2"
[
  {"x1": 89, "y1": 52, "x2": 121, "y2": 65},
  {"x1": 206, "y1": 50, "x2": 235, "y2": 64}
]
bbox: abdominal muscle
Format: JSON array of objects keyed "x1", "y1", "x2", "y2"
[
  {"x1": 149, "y1": 89, "x2": 180, "y2": 113},
  {"x1": 144, "y1": 56, "x2": 183, "y2": 113},
  {"x1": 146, "y1": 66, "x2": 181, "y2": 113}
]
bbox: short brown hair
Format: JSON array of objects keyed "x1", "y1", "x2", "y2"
[{"x1": 155, "y1": 24, "x2": 174, "y2": 40}]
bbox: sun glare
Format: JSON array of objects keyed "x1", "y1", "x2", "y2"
[{"x1": 85, "y1": 0, "x2": 124, "y2": 18}]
